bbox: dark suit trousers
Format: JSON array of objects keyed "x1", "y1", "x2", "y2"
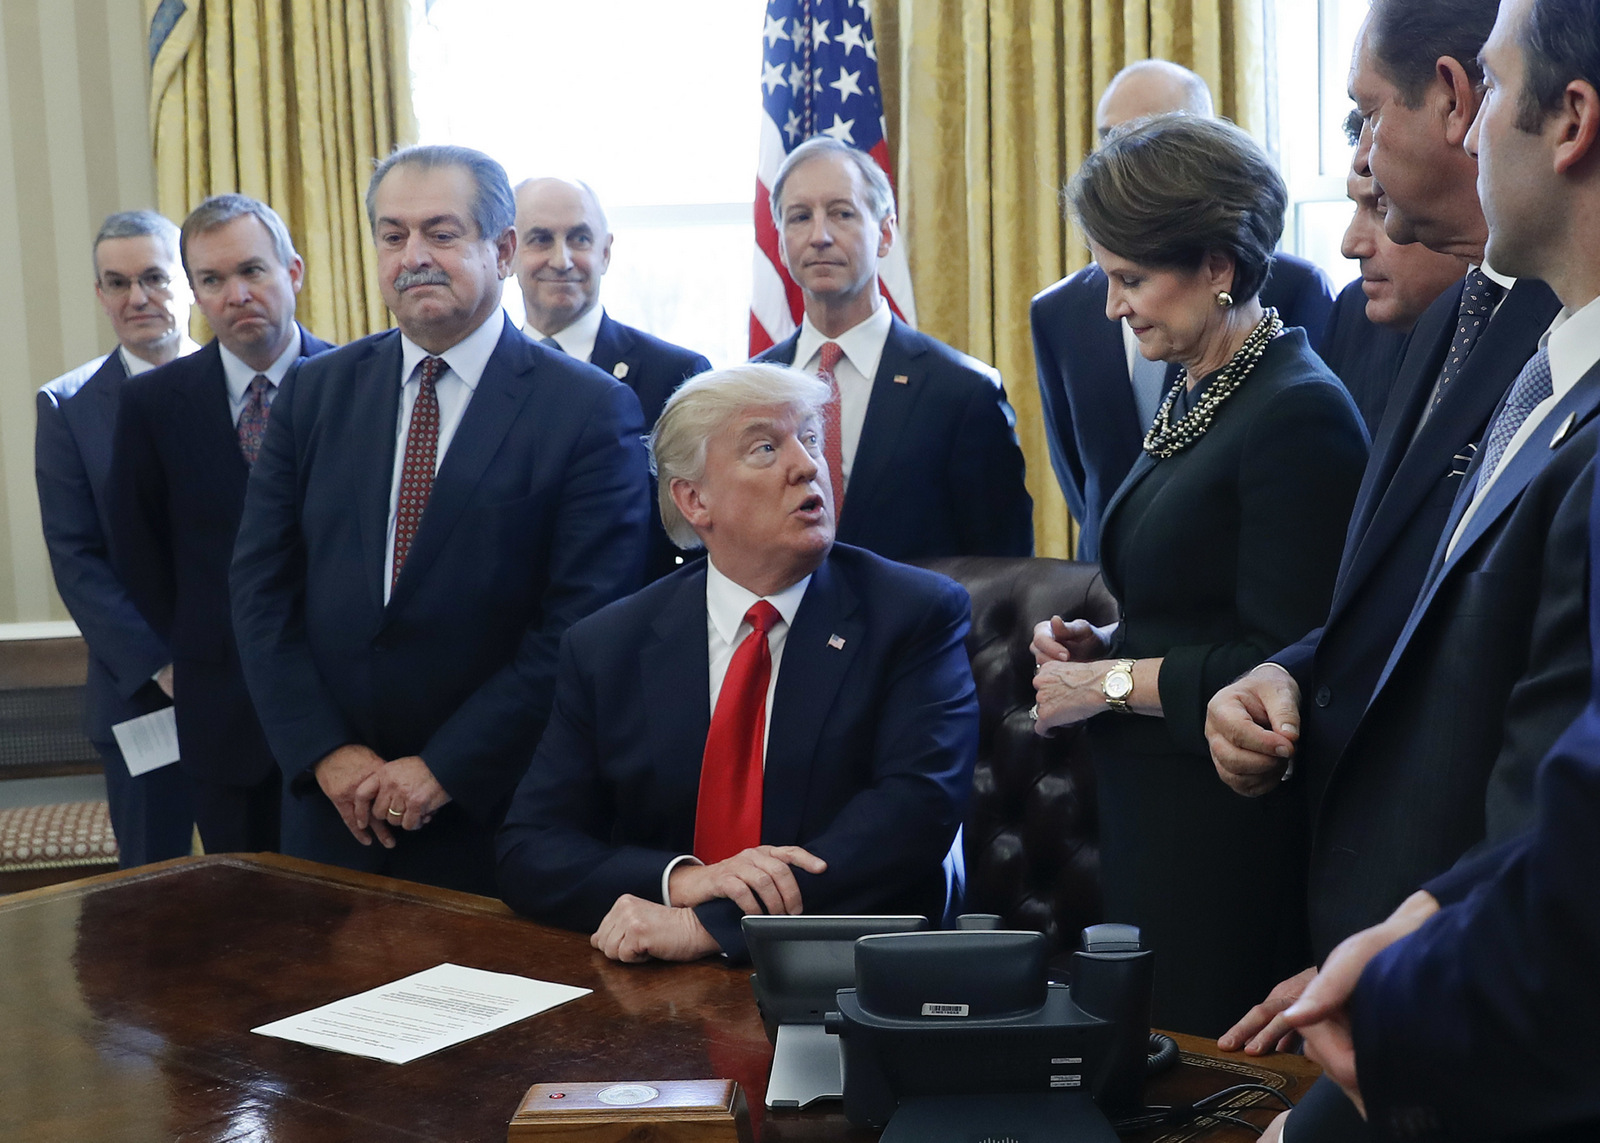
[
  {"x1": 97, "y1": 736, "x2": 192, "y2": 868},
  {"x1": 283, "y1": 793, "x2": 496, "y2": 897},
  {"x1": 190, "y1": 770, "x2": 280, "y2": 855}
]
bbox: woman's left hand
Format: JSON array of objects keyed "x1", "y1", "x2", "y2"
[{"x1": 1032, "y1": 660, "x2": 1113, "y2": 734}]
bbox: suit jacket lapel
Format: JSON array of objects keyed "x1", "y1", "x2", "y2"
[
  {"x1": 1370, "y1": 361, "x2": 1600, "y2": 702},
  {"x1": 1099, "y1": 448, "x2": 1159, "y2": 553},
  {"x1": 642, "y1": 570, "x2": 715, "y2": 810},
  {"x1": 591, "y1": 311, "x2": 635, "y2": 383},
  {"x1": 346, "y1": 334, "x2": 404, "y2": 614},
  {"x1": 1331, "y1": 279, "x2": 1556, "y2": 616},
  {"x1": 763, "y1": 557, "x2": 861, "y2": 844},
  {"x1": 845, "y1": 318, "x2": 923, "y2": 519},
  {"x1": 387, "y1": 324, "x2": 538, "y2": 613},
  {"x1": 172, "y1": 341, "x2": 251, "y2": 481},
  {"x1": 761, "y1": 331, "x2": 801, "y2": 367}
]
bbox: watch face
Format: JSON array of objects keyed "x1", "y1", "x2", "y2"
[{"x1": 1105, "y1": 671, "x2": 1133, "y2": 700}]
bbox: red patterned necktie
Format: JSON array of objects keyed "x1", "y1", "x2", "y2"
[
  {"x1": 694, "y1": 601, "x2": 783, "y2": 865},
  {"x1": 236, "y1": 374, "x2": 271, "y2": 466},
  {"x1": 392, "y1": 356, "x2": 444, "y2": 591},
  {"x1": 816, "y1": 341, "x2": 846, "y2": 519}
]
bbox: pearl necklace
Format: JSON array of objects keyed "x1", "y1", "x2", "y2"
[{"x1": 1142, "y1": 308, "x2": 1285, "y2": 459}]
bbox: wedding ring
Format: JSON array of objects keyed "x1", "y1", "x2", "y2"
[
  {"x1": 1028, "y1": 704, "x2": 1039, "y2": 722},
  {"x1": 387, "y1": 807, "x2": 404, "y2": 818}
]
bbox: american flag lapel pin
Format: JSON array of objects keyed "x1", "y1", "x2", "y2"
[
  {"x1": 828, "y1": 634, "x2": 846, "y2": 650},
  {"x1": 1550, "y1": 411, "x2": 1577, "y2": 448},
  {"x1": 893, "y1": 374, "x2": 909, "y2": 385}
]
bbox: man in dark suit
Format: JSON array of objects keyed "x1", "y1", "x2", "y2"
[
  {"x1": 109, "y1": 195, "x2": 333, "y2": 856},
  {"x1": 1279, "y1": 5, "x2": 1600, "y2": 1136},
  {"x1": 232, "y1": 144, "x2": 650, "y2": 895},
  {"x1": 1209, "y1": 0, "x2": 1585, "y2": 1136},
  {"x1": 496, "y1": 362, "x2": 977, "y2": 962},
  {"x1": 35, "y1": 210, "x2": 198, "y2": 867},
  {"x1": 512, "y1": 176, "x2": 711, "y2": 580},
  {"x1": 1031, "y1": 60, "x2": 1336, "y2": 560},
  {"x1": 755, "y1": 135, "x2": 1032, "y2": 563},
  {"x1": 1319, "y1": 111, "x2": 1466, "y2": 433}
]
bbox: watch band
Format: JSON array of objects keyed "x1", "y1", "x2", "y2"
[{"x1": 1102, "y1": 658, "x2": 1136, "y2": 714}]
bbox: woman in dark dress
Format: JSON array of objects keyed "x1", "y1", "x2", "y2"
[{"x1": 1029, "y1": 114, "x2": 1370, "y2": 1037}]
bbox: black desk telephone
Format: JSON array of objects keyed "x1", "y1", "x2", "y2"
[{"x1": 826, "y1": 922, "x2": 1169, "y2": 1141}]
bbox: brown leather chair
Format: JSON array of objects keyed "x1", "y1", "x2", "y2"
[{"x1": 921, "y1": 556, "x2": 1119, "y2": 956}]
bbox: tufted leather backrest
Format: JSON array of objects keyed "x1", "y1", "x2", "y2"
[{"x1": 920, "y1": 557, "x2": 1120, "y2": 956}]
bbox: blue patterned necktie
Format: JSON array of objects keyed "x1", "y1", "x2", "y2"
[
  {"x1": 1475, "y1": 346, "x2": 1554, "y2": 489},
  {"x1": 540, "y1": 336, "x2": 564, "y2": 354},
  {"x1": 1430, "y1": 269, "x2": 1506, "y2": 411},
  {"x1": 236, "y1": 374, "x2": 271, "y2": 466}
]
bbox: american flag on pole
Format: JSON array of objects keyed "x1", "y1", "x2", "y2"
[{"x1": 751, "y1": 0, "x2": 916, "y2": 354}]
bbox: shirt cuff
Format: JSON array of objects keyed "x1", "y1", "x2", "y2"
[{"x1": 661, "y1": 854, "x2": 702, "y2": 906}]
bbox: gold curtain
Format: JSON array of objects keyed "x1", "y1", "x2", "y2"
[
  {"x1": 145, "y1": 0, "x2": 416, "y2": 344},
  {"x1": 875, "y1": 0, "x2": 1266, "y2": 558}
]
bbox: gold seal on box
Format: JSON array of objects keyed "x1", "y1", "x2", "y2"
[{"x1": 509, "y1": 1078, "x2": 752, "y2": 1142}]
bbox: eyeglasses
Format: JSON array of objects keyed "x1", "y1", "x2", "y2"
[{"x1": 98, "y1": 271, "x2": 175, "y2": 298}]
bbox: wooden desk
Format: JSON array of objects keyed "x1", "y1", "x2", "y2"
[{"x1": 0, "y1": 855, "x2": 1318, "y2": 1141}]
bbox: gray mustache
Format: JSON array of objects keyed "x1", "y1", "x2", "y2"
[{"x1": 394, "y1": 268, "x2": 450, "y2": 290}]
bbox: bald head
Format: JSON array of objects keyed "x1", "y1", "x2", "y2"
[
  {"x1": 513, "y1": 177, "x2": 613, "y2": 335},
  {"x1": 1096, "y1": 60, "x2": 1214, "y2": 138}
]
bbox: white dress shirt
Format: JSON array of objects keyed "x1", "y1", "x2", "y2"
[
  {"x1": 120, "y1": 335, "x2": 200, "y2": 379},
  {"x1": 383, "y1": 308, "x2": 506, "y2": 600},
  {"x1": 536, "y1": 301, "x2": 604, "y2": 363},
  {"x1": 219, "y1": 328, "x2": 302, "y2": 425},
  {"x1": 792, "y1": 302, "x2": 893, "y2": 483},
  {"x1": 660, "y1": 558, "x2": 813, "y2": 904},
  {"x1": 1448, "y1": 292, "x2": 1600, "y2": 555}
]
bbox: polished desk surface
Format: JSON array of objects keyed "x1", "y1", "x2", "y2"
[{"x1": 0, "y1": 855, "x2": 1320, "y2": 1142}]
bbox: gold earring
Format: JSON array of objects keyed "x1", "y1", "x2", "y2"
[{"x1": 1216, "y1": 291, "x2": 1234, "y2": 308}]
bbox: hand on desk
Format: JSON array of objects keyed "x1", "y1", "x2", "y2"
[
  {"x1": 1282, "y1": 890, "x2": 1441, "y2": 1117},
  {"x1": 1207, "y1": 664, "x2": 1301, "y2": 795},
  {"x1": 316, "y1": 747, "x2": 448, "y2": 847},
  {"x1": 1218, "y1": 965, "x2": 1315, "y2": 1055},
  {"x1": 668, "y1": 845, "x2": 827, "y2": 915},
  {"x1": 592, "y1": 895, "x2": 721, "y2": 962}
]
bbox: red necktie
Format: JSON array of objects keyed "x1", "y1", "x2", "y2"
[
  {"x1": 816, "y1": 341, "x2": 846, "y2": 520},
  {"x1": 392, "y1": 356, "x2": 444, "y2": 590},
  {"x1": 695, "y1": 601, "x2": 783, "y2": 864}
]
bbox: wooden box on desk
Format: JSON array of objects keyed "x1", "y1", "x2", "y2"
[{"x1": 509, "y1": 1079, "x2": 754, "y2": 1142}]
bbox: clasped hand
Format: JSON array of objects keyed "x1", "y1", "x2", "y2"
[
  {"x1": 1030, "y1": 615, "x2": 1116, "y2": 734},
  {"x1": 314, "y1": 745, "x2": 451, "y2": 847},
  {"x1": 1205, "y1": 664, "x2": 1301, "y2": 795},
  {"x1": 590, "y1": 845, "x2": 828, "y2": 964}
]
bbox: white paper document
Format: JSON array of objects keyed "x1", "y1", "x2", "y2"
[
  {"x1": 252, "y1": 962, "x2": 591, "y2": 1064},
  {"x1": 110, "y1": 707, "x2": 180, "y2": 776}
]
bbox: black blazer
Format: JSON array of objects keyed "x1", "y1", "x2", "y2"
[
  {"x1": 757, "y1": 316, "x2": 1033, "y2": 561},
  {"x1": 231, "y1": 322, "x2": 651, "y2": 843},
  {"x1": 589, "y1": 311, "x2": 711, "y2": 581},
  {"x1": 36, "y1": 351, "x2": 171, "y2": 744},
  {"x1": 108, "y1": 327, "x2": 334, "y2": 785},
  {"x1": 1317, "y1": 275, "x2": 1424, "y2": 436},
  {"x1": 1093, "y1": 328, "x2": 1368, "y2": 757},
  {"x1": 1031, "y1": 252, "x2": 1335, "y2": 561},
  {"x1": 1275, "y1": 278, "x2": 1562, "y2": 847},
  {"x1": 1306, "y1": 361, "x2": 1600, "y2": 960},
  {"x1": 495, "y1": 544, "x2": 978, "y2": 957}
]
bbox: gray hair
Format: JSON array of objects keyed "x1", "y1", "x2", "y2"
[
  {"x1": 1067, "y1": 113, "x2": 1286, "y2": 303},
  {"x1": 649, "y1": 363, "x2": 831, "y2": 550},
  {"x1": 93, "y1": 210, "x2": 180, "y2": 275},
  {"x1": 180, "y1": 195, "x2": 298, "y2": 278},
  {"x1": 368, "y1": 144, "x2": 515, "y2": 241},
  {"x1": 770, "y1": 136, "x2": 895, "y2": 226},
  {"x1": 1365, "y1": 0, "x2": 1498, "y2": 107}
]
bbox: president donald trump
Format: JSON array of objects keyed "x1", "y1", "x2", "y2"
[{"x1": 496, "y1": 363, "x2": 978, "y2": 961}]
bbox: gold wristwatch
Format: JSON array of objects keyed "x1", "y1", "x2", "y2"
[{"x1": 1102, "y1": 659, "x2": 1136, "y2": 713}]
